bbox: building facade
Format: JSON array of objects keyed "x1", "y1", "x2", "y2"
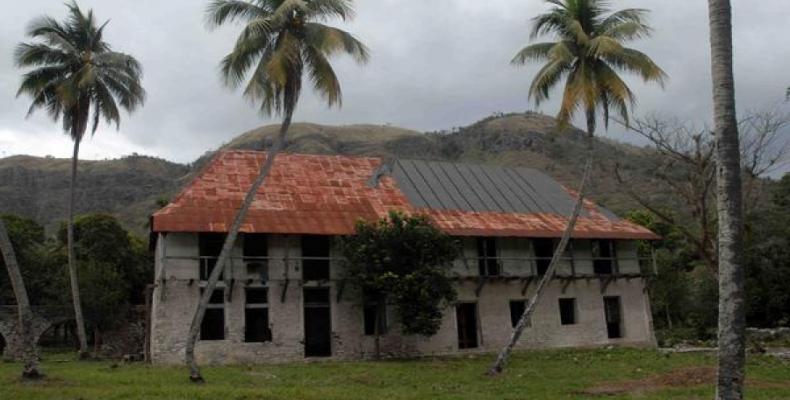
[{"x1": 149, "y1": 151, "x2": 658, "y2": 364}]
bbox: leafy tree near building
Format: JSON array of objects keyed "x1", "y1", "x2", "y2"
[
  {"x1": 55, "y1": 214, "x2": 151, "y2": 350},
  {"x1": 340, "y1": 212, "x2": 460, "y2": 359}
]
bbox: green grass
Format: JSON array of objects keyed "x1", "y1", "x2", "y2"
[{"x1": 1, "y1": 348, "x2": 789, "y2": 399}]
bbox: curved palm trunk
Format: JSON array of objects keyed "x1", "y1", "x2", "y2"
[
  {"x1": 487, "y1": 157, "x2": 591, "y2": 375},
  {"x1": 186, "y1": 112, "x2": 293, "y2": 383},
  {"x1": 0, "y1": 220, "x2": 43, "y2": 379},
  {"x1": 707, "y1": 1, "x2": 746, "y2": 398},
  {"x1": 68, "y1": 136, "x2": 90, "y2": 359}
]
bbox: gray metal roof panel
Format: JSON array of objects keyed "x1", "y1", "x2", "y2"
[{"x1": 390, "y1": 159, "x2": 597, "y2": 218}]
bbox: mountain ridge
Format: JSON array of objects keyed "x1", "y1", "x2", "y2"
[{"x1": 0, "y1": 112, "x2": 667, "y2": 235}]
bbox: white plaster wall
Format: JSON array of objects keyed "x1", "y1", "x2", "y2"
[{"x1": 150, "y1": 234, "x2": 656, "y2": 365}]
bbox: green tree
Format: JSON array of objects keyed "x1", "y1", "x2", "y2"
[
  {"x1": 513, "y1": 0, "x2": 666, "y2": 136},
  {"x1": 56, "y1": 214, "x2": 151, "y2": 349},
  {"x1": 0, "y1": 215, "x2": 62, "y2": 306},
  {"x1": 340, "y1": 212, "x2": 460, "y2": 358},
  {"x1": 707, "y1": 0, "x2": 746, "y2": 398},
  {"x1": 15, "y1": 1, "x2": 146, "y2": 358},
  {"x1": 185, "y1": 0, "x2": 369, "y2": 382}
]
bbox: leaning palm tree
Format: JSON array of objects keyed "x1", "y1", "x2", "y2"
[
  {"x1": 707, "y1": 1, "x2": 745, "y2": 399},
  {"x1": 489, "y1": 0, "x2": 665, "y2": 375},
  {"x1": 185, "y1": 0, "x2": 368, "y2": 382},
  {"x1": 15, "y1": 1, "x2": 146, "y2": 358},
  {"x1": 0, "y1": 219, "x2": 43, "y2": 379}
]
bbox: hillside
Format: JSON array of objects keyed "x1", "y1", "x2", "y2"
[
  {"x1": 0, "y1": 112, "x2": 670, "y2": 235},
  {"x1": 0, "y1": 155, "x2": 189, "y2": 234}
]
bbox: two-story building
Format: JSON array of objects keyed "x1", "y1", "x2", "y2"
[{"x1": 149, "y1": 150, "x2": 659, "y2": 364}]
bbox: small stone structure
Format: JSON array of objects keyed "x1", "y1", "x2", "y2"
[{"x1": 0, "y1": 306, "x2": 72, "y2": 361}]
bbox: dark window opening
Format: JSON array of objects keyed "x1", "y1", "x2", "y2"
[
  {"x1": 592, "y1": 240, "x2": 616, "y2": 275},
  {"x1": 477, "y1": 237, "x2": 501, "y2": 276},
  {"x1": 533, "y1": 239, "x2": 555, "y2": 275},
  {"x1": 509, "y1": 300, "x2": 530, "y2": 328},
  {"x1": 559, "y1": 298, "x2": 577, "y2": 325},
  {"x1": 243, "y1": 234, "x2": 269, "y2": 280},
  {"x1": 304, "y1": 287, "x2": 331, "y2": 305},
  {"x1": 199, "y1": 233, "x2": 226, "y2": 281},
  {"x1": 456, "y1": 303, "x2": 479, "y2": 349},
  {"x1": 200, "y1": 289, "x2": 225, "y2": 341},
  {"x1": 363, "y1": 304, "x2": 388, "y2": 336},
  {"x1": 207, "y1": 289, "x2": 224, "y2": 304},
  {"x1": 604, "y1": 296, "x2": 624, "y2": 339},
  {"x1": 304, "y1": 288, "x2": 332, "y2": 357},
  {"x1": 302, "y1": 235, "x2": 331, "y2": 281},
  {"x1": 245, "y1": 288, "x2": 271, "y2": 343}
]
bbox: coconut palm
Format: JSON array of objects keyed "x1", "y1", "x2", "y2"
[
  {"x1": 15, "y1": 1, "x2": 146, "y2": 358},
  {"x1": 707, "y1": 1, "x2": 745, "y2": 398},
  {"x1": 512, "y1": 0, "x2": 666, "y2": 137},
  {"x1": 0, "y1": 219, "x2": 42, "y2": 379},
  {"x1": 185, "y1": 0, "x2": 368, "y2": 382},
  {"x1": 489, "y1": 0, "x2": 665, "y2": 375}
]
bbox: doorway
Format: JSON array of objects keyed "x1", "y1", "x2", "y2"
[
  {"x1": 604, "y1": 296, "x2": 624, "y2": 339},
  {"x1": 304, "y1": 288, "x2": 332, "y2": 357},
  {"x1": 456, "y1": 303, "x2": 479, "y2": 349}
]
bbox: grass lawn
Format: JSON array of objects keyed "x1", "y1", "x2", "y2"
[{"x1": 1, "y1": 348, "x2": 789, "y2": 399}]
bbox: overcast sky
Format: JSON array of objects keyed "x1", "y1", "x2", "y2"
[{"x1": 0, "y1": 0, "x2": 788, "y2": 164}]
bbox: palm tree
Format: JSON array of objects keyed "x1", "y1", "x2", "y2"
[
  {"x1": 512, "y1": 0, "x2": 666, "y2": 137},
  {"x1": 0, "y1": 219, "x2": 43, "y2": 380},
  {"x1": 489, "y1": 0, "x2": 665, "y2": 375},
  {"x1": 185, "y1": 0, "x2": 368, "y2": 382},
  {"x1": 707, "y1": 1, "x2": 745, "y2": 398},
  {"x1": 15, "y1": 1, "x2": 146, "y2": 358}
]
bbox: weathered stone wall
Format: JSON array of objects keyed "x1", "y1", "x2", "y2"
[{"x1": 150, "y1": 233, "x2": 656, "y2": 365}]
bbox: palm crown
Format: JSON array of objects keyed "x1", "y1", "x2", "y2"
[
  {"x1": 513, "y1": 0, "x2": 666, "y2": 136},
  {"x1": 207, "y1": 0, "x2": 369, "y2": 117},
  {"x1": 15, "y1": 1, "x2": 145, "y2": 141}
]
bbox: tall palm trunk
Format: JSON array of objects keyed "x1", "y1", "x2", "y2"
[
  {"x1": 186, "y1": 112, "x2": 293, "y2": 383},
  {"x1": 68, "y1": 134, "x2": 90, "y2": 359},
  {"x1": 0, "y1": 220, "x2": 43, "y2": 379},
  {"x1": 707, "y1": 1, "x2": 746, "y2": 398}
]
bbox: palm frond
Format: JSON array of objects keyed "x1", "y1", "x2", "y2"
[
  {"x1": 14, "y1": 43, "x2": 74, "y2": 67},
  {"x1": 305, "y1": 0, "x2": 355, "y2": 21},
  {"x1": 603, "y1": 47, "x2": 667, "y2": 85},
  {"x1": 303, "y1": 45, "x2": 342, "y2": 107},
  {"x1": 304, "y1": 23, "x2": 369, "y2": 62},
  {"x1": 206, "y1": 0, "x2": 269, "y2": 28}
]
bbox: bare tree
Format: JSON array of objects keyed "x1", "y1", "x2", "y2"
[
  {"x1": 708, "y1": 0, "x2": 746, "y2": 398},
  {"x1": 613, "y1": 109, "x2": 790, "y2": 272},
  {"x1": 0, "y1": 219, "x2": 43, "y2": 379}
]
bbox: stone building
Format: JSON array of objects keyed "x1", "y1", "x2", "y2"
[{"x1": 149, "y1": 150, "x2": 659, "y2": 364}]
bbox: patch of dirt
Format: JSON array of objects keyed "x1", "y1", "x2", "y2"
[
  {"x1": 580, "y1": 367, "x2": 790, "y2": 396},
  {"x1": 579, "y1": 367, "x2": 715, "y2": 396}
]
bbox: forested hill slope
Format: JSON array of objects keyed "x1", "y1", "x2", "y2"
[{"x1": 0, "y1": 112, "x2": 669, "y2": 235}]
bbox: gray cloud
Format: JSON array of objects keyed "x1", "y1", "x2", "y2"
[{"x1": 0, "y1": 0, "x2": 788, "y2": 164}]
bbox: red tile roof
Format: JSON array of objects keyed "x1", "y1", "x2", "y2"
[{"x1": 152, "y1": 151, "x2": 659, "y2": 240}]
